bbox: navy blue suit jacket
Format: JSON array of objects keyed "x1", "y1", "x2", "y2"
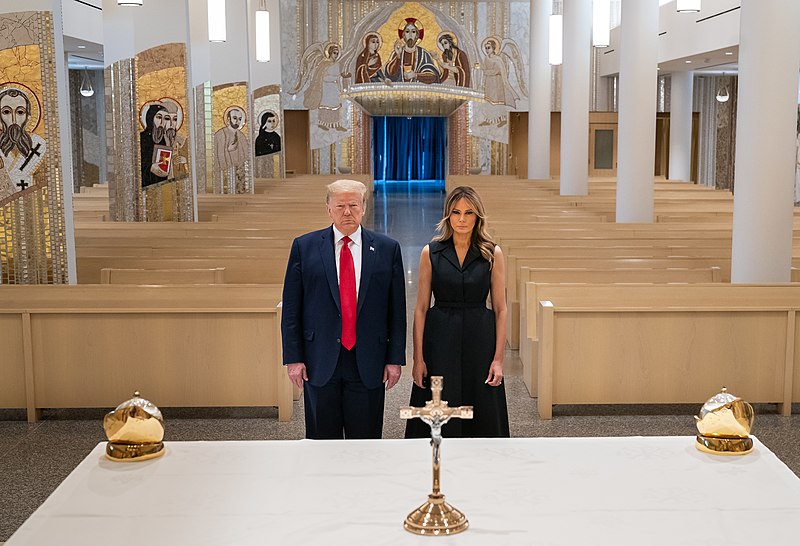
[{"x1": 281, "y1": 226, "x2": 406, "y2": 389}]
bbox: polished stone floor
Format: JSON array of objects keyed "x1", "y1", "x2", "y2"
[{"x1": 2, "y1": 186, "x2": 800, "y2": 541}]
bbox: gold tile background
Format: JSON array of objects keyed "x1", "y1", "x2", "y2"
[{"x1": 0, "y1": 11, "x2": 67, "y2": 284}]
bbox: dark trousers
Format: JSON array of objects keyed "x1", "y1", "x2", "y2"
[{"x1": 303, "y1": 347, "x2": 385, "y2": 439}]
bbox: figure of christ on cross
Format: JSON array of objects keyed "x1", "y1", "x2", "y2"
[{"x1": 400, "y1": 376, "x2": 473, "y2": 536}]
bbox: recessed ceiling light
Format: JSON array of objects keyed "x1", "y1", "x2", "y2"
[
  {"x1": 657, "y1": 67, "x2": 661, "y2": 70},
  {"x1": 685, "y1": 60, "x2": 692, "y2": 63},
  {"x1": 77, "y1": 45, "x2": 86, "y2": 49},
  {"x1": 725, "y1": 51, "x2": 733, "y2": 55}
]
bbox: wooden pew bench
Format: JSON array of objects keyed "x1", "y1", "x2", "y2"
[
  {"x1": 101, "y1": 267, "x2": 226, "y2": 284},
  {"x1": 531, "y1": 284, "x2": 800, "y2": 419},
  {"x1": 503, "y1": 254, "x2": 730, "y2": 348},
  {"x1": 518, "y1": 267, "x2": 722, "y2": 394},
  {"x1": 0, "y1": 285, "x2": 291, "y2": 422}
]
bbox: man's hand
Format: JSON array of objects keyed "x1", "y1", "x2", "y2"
[
  {"x1": 383, "y1": 364, "x2": 401, "y2": 390},
  {"x1": 286, "y1": 362, "x2": 308, "y2": 389},
  {"x1": 150, "y1": 163, "x2": 168, "y2": 176}
]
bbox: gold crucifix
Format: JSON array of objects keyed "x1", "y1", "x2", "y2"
[{"x1": 400, "y1": 376, "x2": 473, "y2": 536}]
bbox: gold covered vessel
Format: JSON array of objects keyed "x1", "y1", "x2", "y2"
[
  {"x1": 694, "y1": 387, "x2": 755, "y2": 455},
  {"x1": 103, "y1": 391, "x2": 165, "y2": 462}
]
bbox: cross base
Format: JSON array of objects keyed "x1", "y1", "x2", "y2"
[{"x1": 403, "y1": 493, "x2": 469, "y2": 536}]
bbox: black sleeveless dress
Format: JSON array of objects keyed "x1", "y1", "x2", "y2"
[{"x1": 405, "y1": 239, "x2": 510, "y2": 438}]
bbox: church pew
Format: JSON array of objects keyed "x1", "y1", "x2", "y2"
[
  {"x1": 77, "y1": 256, "x2": 288, "y2": 284},
  {"x1": 518, "y1": 266, "x2": 723, "y2": 395},
  {"x1": 0, "y1": 285, "x2": 291, "y2": 423},
  {"x1": 100, "y1": 267, "x2": 226, "y2": 284},
  {"x1": 533, "y1": 284, "x2": 800, "y2": 419},
  {"x1": 502, "y1": 252, "x2": 732, "y2": 347},
  {"x1": 254, "y1": 174, "x2": 374, "y2": 195}
]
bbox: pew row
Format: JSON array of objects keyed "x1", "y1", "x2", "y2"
[
  {"x1": 531, "y1": 284, "x2": 800, "y2": 419},
  {"x1": 518, "y1": 267, "x2": 723, "y2": 394},
  {"x1": 0, "y1": 285, "x2": 291, "y2": 423},
  {"x1": 101, "y1": 267, "x2": 226, "y2": 284}
]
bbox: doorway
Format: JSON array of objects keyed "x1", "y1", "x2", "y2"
[{"x1": 372, "y1": 116, "x2": 446, "y2": 191}]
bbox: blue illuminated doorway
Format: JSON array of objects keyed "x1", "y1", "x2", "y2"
[{"x1": 372, "y1": 116, "x2": 446, "y2": 191}]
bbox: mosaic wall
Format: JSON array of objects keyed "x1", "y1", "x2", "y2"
[
  {"x1": 252, "y1": 84, "x2": 285, "y2": 179},
  {"x1": 211, "y1": 82, "x2": 252, "y2": 193},
  {"x1": 105, "y1": 59, "x2": 137, "y2": 221},
  {"x1": 280, "y1": 0, "x2": 530, "y2": 175},
  {"x1": 694, "y1": 74, "x2": 737, "y2": 192},
  {"x1": 0, "y1": 11, "x2": 68, "y2": 284},
  {"x1": 69, "y1": 69, "x2": 103, "y2": 192},
  {"x1": 107, "y1": 43, "x2": 194, "y2": 221},
  {"x1": 193, "y1": 82, "x2": 209, "y2": 193}
]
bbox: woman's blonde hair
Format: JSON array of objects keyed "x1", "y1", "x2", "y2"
[{"x1": 434, "y1": 186, "x2": 496, "y2": 265}]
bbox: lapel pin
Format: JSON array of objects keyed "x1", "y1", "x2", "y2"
[{"x1": 370, "y1": 246, "x2": 375, "y2": 252}]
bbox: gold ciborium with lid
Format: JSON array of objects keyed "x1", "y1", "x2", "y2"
[
  {"x1": 695, "y1": 387, "x2": 755, "y2": 455},
  {"x1": 103, "y1": 391, "x2": 165, "y2": 462}
]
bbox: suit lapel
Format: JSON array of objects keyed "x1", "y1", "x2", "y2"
[
  {"x1": 320, "y1": 227, "x2": 341, "y2": 311},
  {"x1": 358, "y1": 229, "x2": 376, "y2": 314}
]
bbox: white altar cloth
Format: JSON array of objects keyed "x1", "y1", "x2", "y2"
[{"x1": 7, "y1": 436, "x2": 800, "y2": 545}]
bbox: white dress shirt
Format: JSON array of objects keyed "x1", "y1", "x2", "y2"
[{"x1": 332, "y1": 225, "x2": 362, "y2": 297}]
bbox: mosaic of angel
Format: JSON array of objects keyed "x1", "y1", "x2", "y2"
[
  {"x1": 480, "y1": 36, "x2": 527, "y2": 109},
  {"x1": 385, "y1": 18, "x2": 439, "y2": 84},
  {"x1": 290, "y1": 42, "x2": 347, "y2": 131},
  {"x1": 354, "y1": 32, "x2": 386, "y2": 84},
  {"x1": 0, "y1": 86, "x2": 46, "y2": 200},
  {"x1": 435, "y1": 32, "x2": 470, "y2": 87}
]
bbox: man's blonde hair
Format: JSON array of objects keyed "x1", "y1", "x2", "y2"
[{"x1": 326, "y1": 179, "x2": 367, "y2": 204}]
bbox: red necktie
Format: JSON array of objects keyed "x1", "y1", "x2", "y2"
[{"x1": 339, "y1": 236, "x2": 357, "y2": 350}]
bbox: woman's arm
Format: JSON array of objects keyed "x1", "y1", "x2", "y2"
[
  {"x1": 412, "y1": 245, "x2": 433, "y2": 388},
  {"x1": 486, "y1": 245, "x2": 507, "y2": 386}
]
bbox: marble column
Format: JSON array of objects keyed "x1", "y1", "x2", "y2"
[
  {"x1": 731, "y1": 0, "x2": 800, "y2": 282},
  {"x1": 615, "y1": 0, "x2": 659, "y2": 223},
  {"x1": 528, "y1": 0, "x2": 551, "y2": 180},
  {"x1": 668, "y1": 70, "x2": 693, "y2": 182},
  {"x1": 559, "y1": 0, "x2": 592, "y2": 195}
]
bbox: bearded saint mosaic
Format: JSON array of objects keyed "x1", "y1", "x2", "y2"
[
  {"x1": 213, "y1": 105, "x2": 250, "y2": 192},
  {"x1": 139, "y1": 98, "x2": 187, "y2": 188},
  {"x1": 0, "y1": 84, "x2": 46, "y2": 200}
]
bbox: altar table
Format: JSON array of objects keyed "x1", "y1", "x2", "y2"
[{"x1": 7, "y1": 436, "x2": 800, "y2": 545}]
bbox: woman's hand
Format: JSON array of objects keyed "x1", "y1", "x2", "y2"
[
  {"x1": 485, "y1": 359, "x2": 504, "y2": 387},
  {"x1": 412, "y1": 361, "x2": 428, "y2": 388}
]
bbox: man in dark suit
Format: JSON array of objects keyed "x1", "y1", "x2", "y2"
[{"x1": 281, "y1": 179, "x2": 406, "y2": 439}]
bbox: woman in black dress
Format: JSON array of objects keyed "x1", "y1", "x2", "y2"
[{"x1": 405, "y1": 186, "x2": 510, "y2": 438}]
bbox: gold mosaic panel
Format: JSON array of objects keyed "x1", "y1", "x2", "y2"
[
  {"x1": 252, "y1": 84, "x2": 285, "y2": 179},
  {"x1": 0, "y1": 11, "x2": 68, "y2": 284},
  {"x1": 376, "y1": 2, "x2": 443, "y2": 71},
  {"x1": 210, "y1": 82, "x2": 252, "y2": 193},
  {"x1": 133, "y1": 43, "x2": 194, "y2": 220}
]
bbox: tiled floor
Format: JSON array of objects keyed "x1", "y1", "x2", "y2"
[{"x1": 1, "y1": 186, "x2": 799, "y2": 541}]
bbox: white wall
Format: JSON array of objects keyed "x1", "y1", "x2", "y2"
[
  {"x1": 188, "y1": 0, "x2": 211, "y2": 85},
  {"x1": 247, "y1": 0, "x2": 282, "y2": 89},
  {"x1": 209, "y1": 0, "x2": 251, "y2": 85},
  {"x1": 61, "y1": 0, "x2": 102, "y2": 43},
  {"x1": 103, "y1": 0, "x2": 191, "y2": 66},
  {"x1": 599, "y1": 0, "x2": 741, "y2": 76}
]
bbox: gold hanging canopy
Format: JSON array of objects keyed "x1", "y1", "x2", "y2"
[{"x1": 342, "y1": 82, "x2": 485, "y2": 117}]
